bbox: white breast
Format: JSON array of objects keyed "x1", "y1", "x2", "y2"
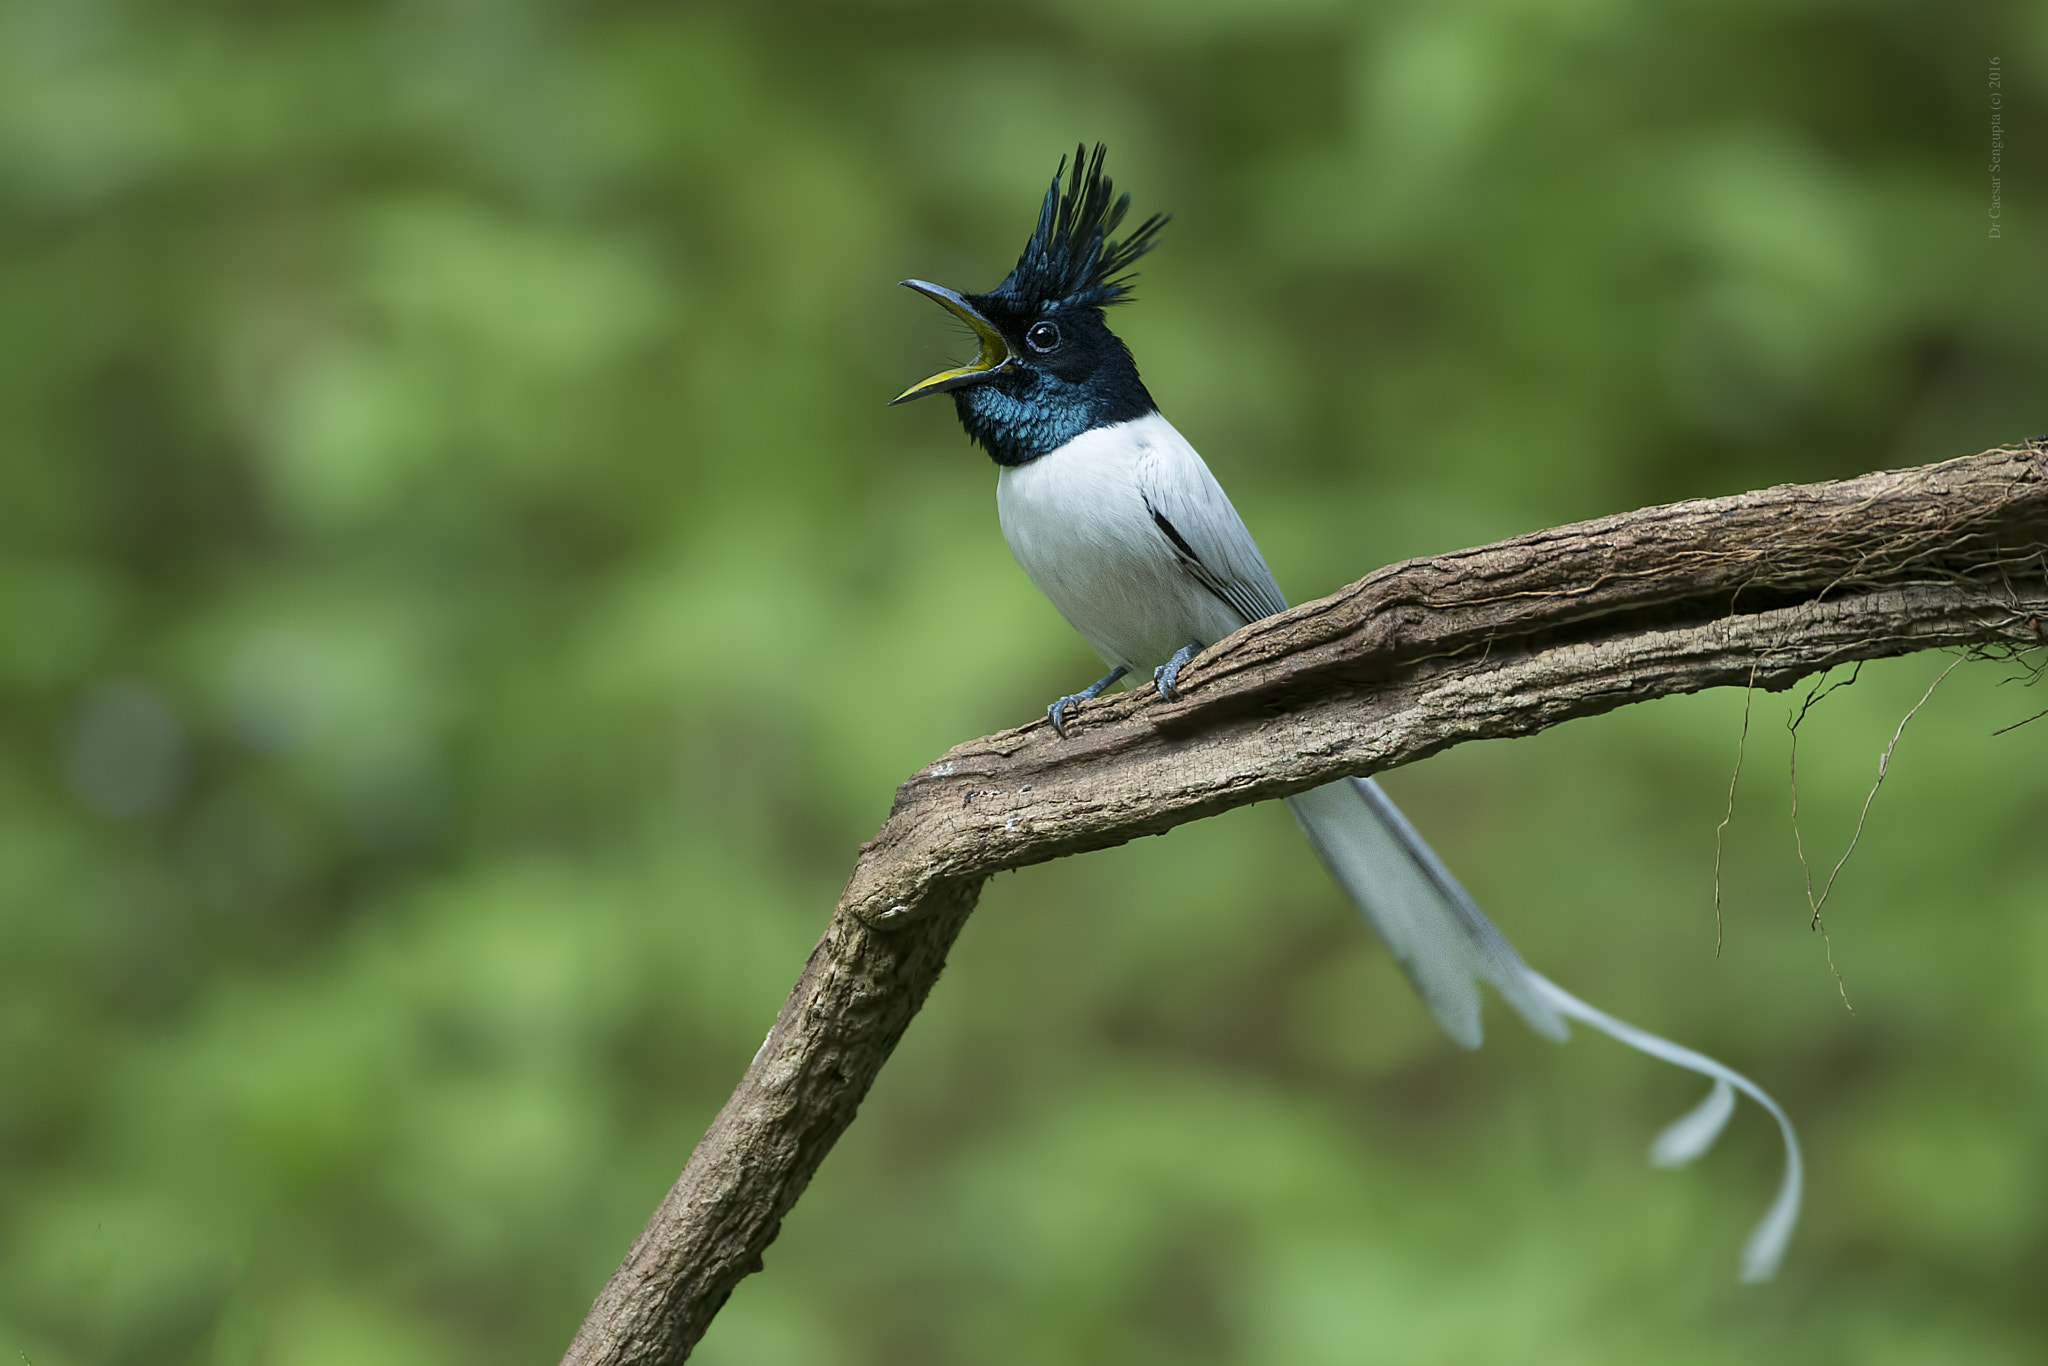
[{"x1": 996, "y1": 413, "x2": 1259, "y2": 675}]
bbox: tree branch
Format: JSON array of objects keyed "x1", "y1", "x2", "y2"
[{"x1": 561, "y1": 446, "x2": 2048, "y2": 1364}]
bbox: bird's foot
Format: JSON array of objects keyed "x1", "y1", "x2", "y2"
[
  {"x1": 1047, "y1": 666, "x2": 1128, "y2": 737},
  {"x1": 1152, "y1": 642, "x2": 1202, "y2": 701}
]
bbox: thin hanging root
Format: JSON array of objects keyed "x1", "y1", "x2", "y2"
[
  {"x1": 1713, "y1": 659, "x2": 1766, "y2": 958},
  {"x1": 1785, "y1": 720, "x2": 1850, "y2": 1012},
  {"x1": 1984, "y1": 572, "x2": 2047, "y2": 734},
  {"x1": 1787, "y1": 655, "x2": 1964, "y2": 1013},
  {"x1": 1991, "y1": 704, "x2": 2048, "y2": 737},
  {"x1": 1808, "y1": 655, "x2": 1964, "y2": 924},
  {"x1": 1785, "y1": 663, "x2": 1864, "y2": 1012},
  {"x1": 1818, "y1": 932, "x2": 1853, "y2": 1016}
]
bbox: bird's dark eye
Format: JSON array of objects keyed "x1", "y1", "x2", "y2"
[{"x1": 1026, "y1": 320, "x2": 1061, "y2": 353}]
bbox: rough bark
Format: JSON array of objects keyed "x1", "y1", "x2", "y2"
[{"x1": 562, "y1": 445, "x2": 2048, "y2": 1365}]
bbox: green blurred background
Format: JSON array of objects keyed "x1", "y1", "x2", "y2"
[{"x1": 3, "y1": 0, "x2": 2046, "y2": 1361}]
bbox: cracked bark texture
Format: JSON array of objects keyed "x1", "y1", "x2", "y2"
[{"x1": 562, "y1": 445, "x2": 2048, "y2": 1365}]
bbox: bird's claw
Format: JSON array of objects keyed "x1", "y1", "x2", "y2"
[
  {"x1": 1153, "y1": 642, "x2": 1201, "y2": 701},
  {"x1": 1043, "y1": 665, "x2": 1129, "y2": 739}
]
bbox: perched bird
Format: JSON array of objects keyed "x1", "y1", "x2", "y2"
[{"x1": 893, "y1": 145, "x2": 1800, "y2": 1281}]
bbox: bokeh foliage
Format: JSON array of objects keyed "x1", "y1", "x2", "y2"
[{"x1": 2, "y1": 0, "x2": 2046, "y2": 1361}]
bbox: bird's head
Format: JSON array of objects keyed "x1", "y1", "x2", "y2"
[{"x1": 893, "y1": 144, "x2": 1168, "y2": 466}]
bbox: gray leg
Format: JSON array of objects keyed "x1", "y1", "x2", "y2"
[
  {"x1": 1048, "y1": 666, "x2": 1127, "y2": 738},
  {"x1": 1152, "y1": 641, "x2": 1202, "y2": 701}
]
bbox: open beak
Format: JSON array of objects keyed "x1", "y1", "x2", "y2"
[{"x1": 890, "y1": 280, "x2": 1015, "y2": 405}]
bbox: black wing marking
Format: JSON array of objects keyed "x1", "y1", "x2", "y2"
[{"x1": 1145, "y1": 498, "x2": 1284, "y2": 626}]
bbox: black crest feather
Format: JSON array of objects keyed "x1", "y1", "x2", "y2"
[{"x1": 993, "y1": 143, "x2": 1168, "y2": 310}]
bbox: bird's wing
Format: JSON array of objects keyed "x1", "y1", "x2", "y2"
[{"x1": 1133, "y1": 431, "x2": 1289, "y2": 627}]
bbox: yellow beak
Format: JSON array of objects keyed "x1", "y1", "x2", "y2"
[{"x1": 890, "y1": 280, "x2": 1015, "y2": 405}]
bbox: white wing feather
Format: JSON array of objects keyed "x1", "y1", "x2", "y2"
[{"x1": 1132, "y1": 423, "x2": 1289, "y2": 625}]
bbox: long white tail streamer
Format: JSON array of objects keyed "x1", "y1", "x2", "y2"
[
  {"x1": 1293, "y1": 776, "x2": 1803, "y2": 1281},
  {"x1": 1649, "y1": 1077, "x2": 1736, "y2": 1168},
  {"x1": 1525, "y1": 973, "x2": 1804, "y2": 1282}
]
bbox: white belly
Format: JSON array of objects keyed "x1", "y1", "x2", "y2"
[{"x1": 996, "y1": 415, "x2": 1251, "y2": 675}]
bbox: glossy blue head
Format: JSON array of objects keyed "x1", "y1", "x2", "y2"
[{"x1": 893, "y1": 145, "x2": 1168, "y2": 467}]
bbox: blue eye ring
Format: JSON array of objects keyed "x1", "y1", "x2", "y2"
[{"x1": 1026, "y1": 320, "x2": 1061, "y2": 353}]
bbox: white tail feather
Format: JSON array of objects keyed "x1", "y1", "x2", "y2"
[
  {"x1": 1650, "y1": 1078, "x2": 1737, "y2": 1168},
  {"x1": 1291, "y1": 776, "x2": 1802, "y2": 1281},
  {"x1": 1287, "y1": 778, "x2": 1567, "y2": 1046},
  {"x1": 1525, "y1": 974, "x2": 1804, "y2": 1283}
]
